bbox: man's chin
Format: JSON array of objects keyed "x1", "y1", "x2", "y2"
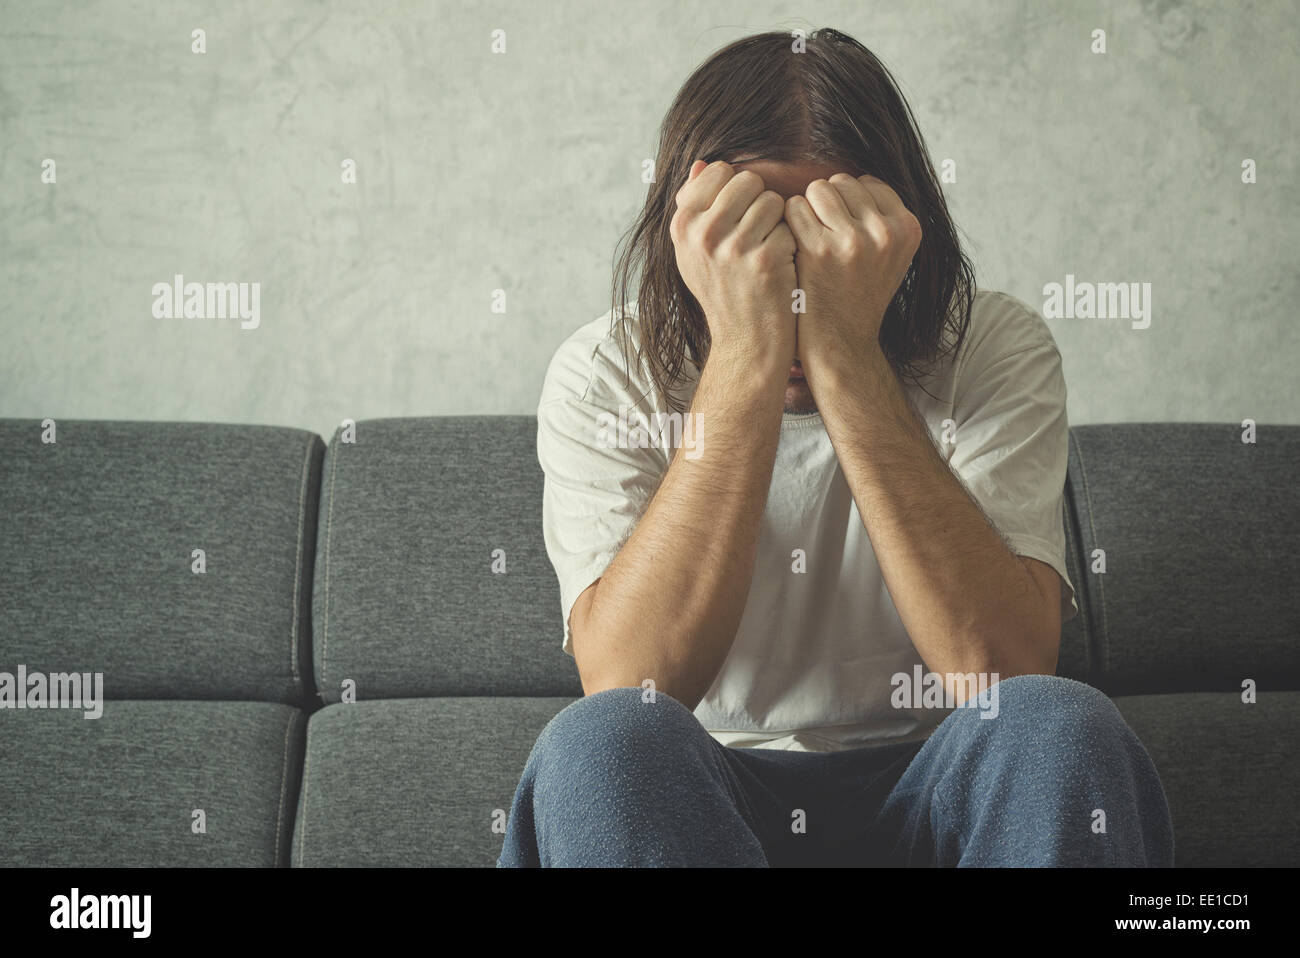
[{"x1": 783, "y1": 380, "x2": 819, "y2": 415}]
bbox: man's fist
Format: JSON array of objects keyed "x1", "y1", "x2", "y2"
[
  {"x1": 671, "y1": 159, "x2": 798, "y2": 371},
  {"x1": 784, "y1": 172, "x2": 921, "y2": 374}
]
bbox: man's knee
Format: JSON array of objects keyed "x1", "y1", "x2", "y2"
[
  {"x1": 531, "y1": 685, "x2": 707, "y2": 775},
  {"x1": 942, "y1": 673, "x2": 1128, "y2": 745},
  {"x1": 995, "y1": 673, "x2": 1123, "y2": 731}
]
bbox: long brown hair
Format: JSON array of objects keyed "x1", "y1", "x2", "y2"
[{"x1": 610, "y1": 27, "x2": 975, "y2": 410}]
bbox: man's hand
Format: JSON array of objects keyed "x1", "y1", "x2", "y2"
[
  {"x1": 672, "y1": 159, "x2": 798, "y2": 374},
  {"x1": 783, "y1": 173, "x2": 921, "y2": 381}
]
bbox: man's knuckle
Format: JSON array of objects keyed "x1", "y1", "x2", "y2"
[
  {"x1": 840, "y1": 232, "x2": 866, "y2": 258},
  {"x1": 700, "y1": 221, "x2": 729, "y2": 251},
  {"x1": 717, "y1": 235, "x2": 744, "y2": 260},
  {"x1": 752, "y1": 244, "x2": 781, "y2": 271}
]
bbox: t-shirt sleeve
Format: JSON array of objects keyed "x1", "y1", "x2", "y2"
[
  {"x1": 536, "y1": 332, "x2": 670, "y2": 655},
  {"x1": 944, "y1": 293, "x2": 1079, "y2": 624}
]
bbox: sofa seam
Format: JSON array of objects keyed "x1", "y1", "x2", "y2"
[
  {"x1": 288, "y1": 435, "x2": 314, "y2": 702},
  {"x1": 1069, "y1": 430, "x2": 1110, "y2": 675},
  {"x1": 321, "y1": 433, "x2": 339, "y2": 695},
  {"x1": 273, "y1": 710, "x2": 297, "y2": 868},
  {"x1": 295, "y1": 715, "x2": 314, "y2": 867},
  {"x1": 1062, "y1": 485, "x2": 1092, "y2": 677}
]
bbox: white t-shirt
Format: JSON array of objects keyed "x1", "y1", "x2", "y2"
[{"x1": 537, "y1": 289, "x2": 1078, "y2": 751}]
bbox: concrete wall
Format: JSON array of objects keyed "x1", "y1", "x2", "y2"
[{"x1": 2, "y1": 0, "x2": 1294, "y2": 436}]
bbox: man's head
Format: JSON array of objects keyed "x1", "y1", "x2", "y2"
[{"x1": 612, "y1": 27, "x2": 975, "y2": 414}]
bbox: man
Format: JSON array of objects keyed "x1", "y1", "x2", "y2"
[{"x1": 499, "y1": 28, "x2": 1173, "y2": 867}]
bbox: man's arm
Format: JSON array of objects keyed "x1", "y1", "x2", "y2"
[
  {"x1": 785, "y1": 174, "x2": 1061, "y2": 698},
  {"x1": 813, "y1": 347, "x2": 1061, "y2": 690},
  {"x1": 570, "y1": 347, "x2": 786, "y2": 709}
]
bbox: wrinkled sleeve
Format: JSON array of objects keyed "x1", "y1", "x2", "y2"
[{"x1": 537, "y1": 352, "x2": 669, "y2": 654}]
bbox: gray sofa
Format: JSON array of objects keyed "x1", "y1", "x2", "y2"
[{"x1": 1, "y1": 417, "x2": 1296, "y2": 867}]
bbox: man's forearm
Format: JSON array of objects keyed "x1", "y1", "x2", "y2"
[
  {"x1": 814, "y1": 346, "x2": 1058, "y2": 683},
  {"x1": 574, "y1": 345, "x2": 786, "y2": 710}
]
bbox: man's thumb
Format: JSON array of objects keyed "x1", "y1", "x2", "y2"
[{"x1": 688, "y1": 159, "x2": 706, "y2": 180}]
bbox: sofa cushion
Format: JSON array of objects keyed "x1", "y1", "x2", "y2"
[
  {"x1": 1067, "y1": 423, "x2": 1300, "y2": 693},
  {"x1": 291, "y1": 691, "x2": 1291, "y2": 868},
  {"x1": 1113, "y1": 691, "x2": 1300, "y2": 866},
  {"x1": 0, "y1": 419, "x2": 323, "y2": 705},
  {"x1": 0, "y1": 701, "x2": 305, "y2": 866},
  {"x1": 292, "y1": 696, "x2": 574, "y2": 866},
  {"x1": 312, "y1": 417, "x2": 581, "y2": 701}
]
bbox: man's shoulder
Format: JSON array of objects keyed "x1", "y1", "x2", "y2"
[
  {"x1": 540, "y1": 301, "x2": 677, "y2": 410},
  {"x1": 911, "y1": 289, "x2": 1059, "y2": 393},
  {"x1": 963, "y1": 289, "x2": 1061, "y2": 360}
]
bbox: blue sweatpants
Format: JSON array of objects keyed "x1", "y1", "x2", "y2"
[{"x1": 497, "y1": 674, "x2": 1174, "y2": 866}]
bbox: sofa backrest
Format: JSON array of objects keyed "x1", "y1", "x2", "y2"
[
  {"x1": 8, "y1": 416, "x2": 1290, "y2": 705},
  {"x1": 311, "y1": 416, "x2": 582, "y2": 702},
  {"x1": 1063, "y1": 423, "x2": 1299, "y2": 694},
  {"x1": 0, "y1": 419, "x2": 323, "y2": 705}
]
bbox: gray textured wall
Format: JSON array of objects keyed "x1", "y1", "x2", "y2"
[{"x1": 2, "y1": 0, "x2": 1295, "y2": 438}]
